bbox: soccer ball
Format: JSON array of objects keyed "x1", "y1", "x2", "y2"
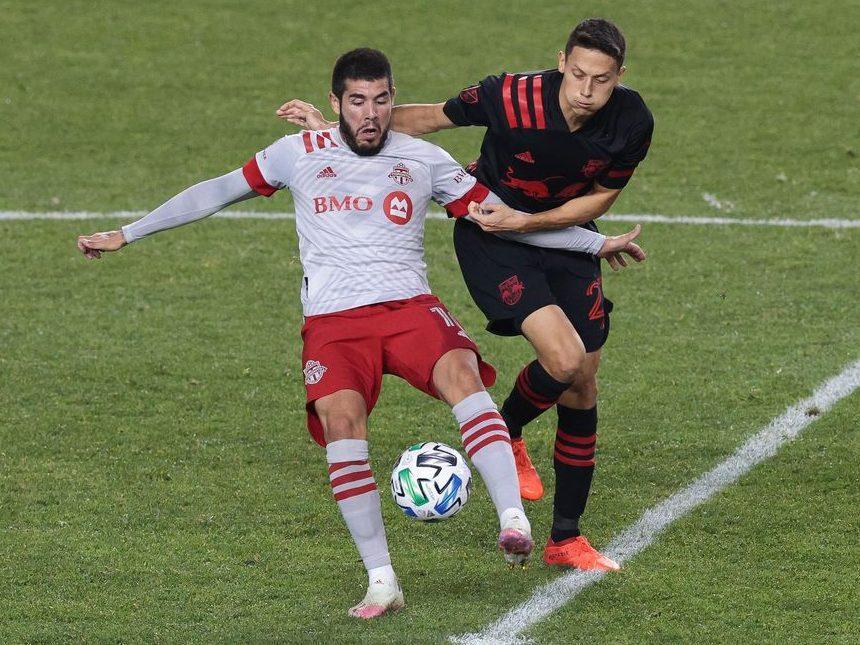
[{"x1": 390, "y1": 442, "x2": 472, "y2": 520}]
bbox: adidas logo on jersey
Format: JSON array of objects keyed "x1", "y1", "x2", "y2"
[
  {"x1": 316, "y1": 166, "x2": 337, "y2": 179},
  {"x1": 515, "y1": 151, "x2": 535, "y2": 164}
]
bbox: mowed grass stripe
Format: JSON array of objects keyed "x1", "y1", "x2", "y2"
[{"x1": 454, "y1": 359, "x2": 860, "y2": 644}]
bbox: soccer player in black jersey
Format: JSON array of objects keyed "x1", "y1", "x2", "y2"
[{"x1": 277, "y1": 18, "x2": 652, "y2": 572}]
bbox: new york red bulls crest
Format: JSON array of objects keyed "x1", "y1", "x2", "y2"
[{"x1": 498, "y1": 275, "x2": 524, "y2": 306}]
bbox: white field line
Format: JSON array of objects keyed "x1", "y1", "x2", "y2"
[
  {"x1": 0, "y1": 210, "x2": 858, "y2": 228},
  {"x1": 452, "y1": 359, "x2": 860, "y2": 645}
]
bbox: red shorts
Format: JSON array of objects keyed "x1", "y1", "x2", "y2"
[{"x1": 301, "y1": 294, "x2": 496, "y2": 446}]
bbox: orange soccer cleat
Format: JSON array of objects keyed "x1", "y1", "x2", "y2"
[
  {"x1": 542, "y1": 535, "x2": 620, "y2": 572},
  {"x1": 511, "y1": 438, "x2": 544, "y2": 501}
]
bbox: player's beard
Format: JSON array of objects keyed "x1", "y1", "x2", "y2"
[{"x1": 339, "y1": 115, "x2": 389, "y2": 157}]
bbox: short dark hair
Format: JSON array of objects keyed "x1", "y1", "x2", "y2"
[
  {"x1": 565, "y1": 18, "x2": 626, "y2": 69},
  {"x1": 331, "y1": 48, "x2": 393, "y2": 99}
]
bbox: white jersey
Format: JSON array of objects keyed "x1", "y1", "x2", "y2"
[{"x1": 243, "y1": 128, "x2": 486, "y2": 316}]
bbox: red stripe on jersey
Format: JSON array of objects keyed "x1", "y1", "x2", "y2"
[
  {"x1": 316, "y1": 133, "x2": 326, "y2": 148},
  {"x1": 333, "y1": 481, "x2": 378, "y2": 502},
  {"x1": 444, "y1": 181, "x2": 491, "y2": 218},
  {"x1": 501, "y1": 74, "x2": 518, "y2": 128},
  {"x1": 517, "y1": 76, "x2": 532, "y2": 129},
  {"x1": 302, "y1": 131, "x2": 313, "y2": 153},
  {"x1": 242, "y1": 157, "x2": 277, "y2": 197},
  {"x1": 532, "y1": 75, "x2": 546, "y2": 129},
  {"x1": 608, "y1": 167, "x2": 636, "y2": 178},
  {"x1": 320, "y1": 131, "x2": 338, "y2": 147}
]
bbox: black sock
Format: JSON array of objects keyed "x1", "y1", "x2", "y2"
[
  {"x1": 501, "y1": 360, "x2": 570, "y2": 439},
  {"x1": 551, "y1": 405, "x2": 597, "y2": 542}
]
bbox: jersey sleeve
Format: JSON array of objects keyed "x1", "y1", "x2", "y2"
[
  {"x1": 242, "y1": 134, "x2": 304, "y2": 196},
  {"x1": 442, "y1": 74, "x2": 504, "y2": 127},
  {"x1": 425, "y1": 143, "x2": 490, "y2": 216},
  {"x1": 598, "y1": 110, "x2": 654, "y2": 190}
]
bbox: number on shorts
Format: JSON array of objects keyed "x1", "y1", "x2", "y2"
[
  {"x1": 586, "y1": 278, "x2": 604, "y2": 326},
  {"x1": 430, "y1": 306, "x2": 471, "y2": 339}
]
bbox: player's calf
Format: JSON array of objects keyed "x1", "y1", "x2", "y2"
[
  {"x1": 327, "y1": 438, "x2": 403, "y2": 618},
  {"x1": 451, "y1": 391, "x2": 533, "y2": 564}
]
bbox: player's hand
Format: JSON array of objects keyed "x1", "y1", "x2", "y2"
[
  {"x1": 76, "y1": 230, "x2": 126, "y2": 260},
  {"x1": 275, "y1": 99, "x2": 335, "y2": 130},
  {"x1": 597, "y1": 224, "x2": 646, "y2": 271},
  {"x1": 467, "y1": 201, "x2": 531, "y2": 232}
]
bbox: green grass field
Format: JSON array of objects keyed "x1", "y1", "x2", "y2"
[{"x1": 1, "y1": 1, "x2": 858, "y2": 643}]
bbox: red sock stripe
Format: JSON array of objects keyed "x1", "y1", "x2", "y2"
[
  {"x1": 556, "y1": 430, "x2": 597, "y2": 446},
  {"x1": 333, "y1": 482, "x2": 378, "y2": 502},
  {"x1": 554, "y1": 440, "x2": 595, "y2": 458},
  {"x1": 328, "y1": 460, "x2": 367, "y2": 475},
  {"x1": 515, "y1": 370, "x2": 556, "y2": 409},
  {"x1": 460, "y1": 411, "x2": 504, "y2": 436},
  {"x1": 467, "y1": 432, "x2": 511, "y2": 458},
  {"x1": 554, "y1": 451, "x2": 595, "y2": 467},
  {"x1": 330, "y1": 468, "x2": 373, "y2": 489}
]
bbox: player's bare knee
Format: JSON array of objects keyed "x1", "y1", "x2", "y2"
[
  {"x1": 432, "y1": 349, "x2": 484, "y2": 403},
  {"x1": 567, "y1": 377, "x2": 598, "y2": 408},
  {"x1": 322, "y1": 413, "x2": 366, "y2": 442},
  {"x1": 541, "y1": 349, "x2": 585, "y2": 384}
]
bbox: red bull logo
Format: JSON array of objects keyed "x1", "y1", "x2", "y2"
[{"x1": 498, "y1": 275, "x2": 525, "y2": 306}]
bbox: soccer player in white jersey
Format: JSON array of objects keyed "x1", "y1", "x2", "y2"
[{"x1": 77, "y1": 49, "x2": 644, "y2": 619}]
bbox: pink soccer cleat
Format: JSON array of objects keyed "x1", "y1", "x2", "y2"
[
  {"x1": 498, "y1": 507, "x2": 534, "y2": 567},
  {"x1": 347, "y1": 578, "x2": 405, "y2": 619}
]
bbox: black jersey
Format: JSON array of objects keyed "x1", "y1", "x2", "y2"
[{"x1": 443, "y1": 70, "x2": 653, "y2": 232}]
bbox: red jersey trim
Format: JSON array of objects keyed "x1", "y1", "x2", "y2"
[
  {"x1": 517, "y1": 76, "x2": 532, "y2": 128},
  {"x1": 607, "y1": 167, "x2": 636, "y2": 178},
  {"x1": 242, "y1": 157, "x2": 277, "y2": 197},
  {"x1": 532, "y1": 75, "x2": 546, "y2": 129},
  {"x1": 501, "y1": 74, "x2": 518, "y2": 129},
  {"x1": 302, "y1": 131, "x2": 313, "y2": 153},
  {"x1": 444, "y1": 182, "x2": 491, "y2": 218}
]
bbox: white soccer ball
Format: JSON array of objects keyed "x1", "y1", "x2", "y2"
[{"x1": 390, "y1": 442, "x2": 472, "y2": 520}]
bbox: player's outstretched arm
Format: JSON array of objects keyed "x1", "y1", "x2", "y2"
[
  {"x1": 471, "y1": 184, "x2": 622, "y2": 233},
  {"x1": 276, "y1": 100, "x2": 455, "y2": 136},
  {"x1": 465, "y1": 201, "x2": 645, "y2": 269},
  {"x1": 76, "y1": 168, "x2": 257, "y2": 259}
]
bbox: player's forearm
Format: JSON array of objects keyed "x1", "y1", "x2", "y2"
[
  {"x1": 520, "y1": 189, "x2": 621, "y2": 232},
  {"x1": 494, "y1": 227, "x2": 605, "y2": 254},
  {"x1": 121, "y1": 169, "x2": 256, "y2": 243},
  {"x1": 391, "y1": 104, "x2": 455, "y2": 135}
]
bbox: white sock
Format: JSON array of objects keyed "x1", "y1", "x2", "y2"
[
  {"x1": 326, "y1": 439, "x2": 392, "y2": 573},
  {"x1": 452, "y1": 391, "x2": 524, "y2": 521},
  {"x1": 367, "y1": 564, "x2": 398, "y2": 587}
]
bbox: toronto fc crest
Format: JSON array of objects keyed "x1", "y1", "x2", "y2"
[
  {"x1": 303, "y1": 360, "x2": 327, "y2": 385},
  {"x1": 388, "y1": 162, "x2": 413, "y2": 186},
  {"x1": 498, "y1": 275, "x2": 525, "y2": 306}
]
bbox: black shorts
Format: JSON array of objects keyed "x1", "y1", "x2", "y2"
[{"x1": 453, "y1": 218, "x2": 613, "y2": 353}]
